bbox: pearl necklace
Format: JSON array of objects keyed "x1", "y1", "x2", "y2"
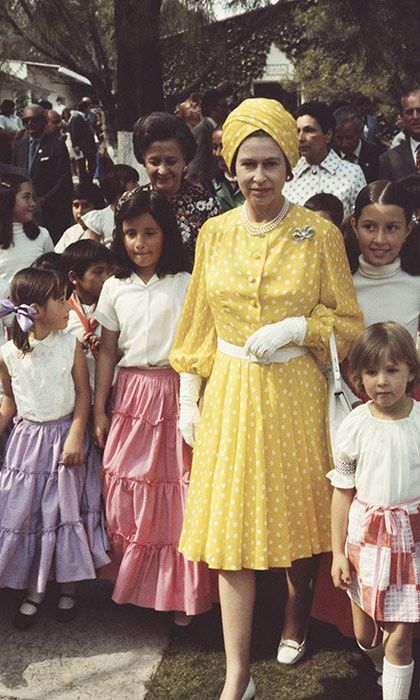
[{"x1": 242, "y1": 198, "x2": 290, "y2": 236}]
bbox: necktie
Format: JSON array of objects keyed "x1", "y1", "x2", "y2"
[
  {"x1": 28, "y1": 139, "x2": 38, "y2": 171},
  {"x1": 344, "y1": 152, "x2": 357, "y2": 163},
  {"x1": 416, "y1": 146, "x2": 420, "y2": 175}
]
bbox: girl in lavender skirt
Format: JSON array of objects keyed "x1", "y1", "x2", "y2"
[{"x1": 0, "y1": 267, "x2": 109, "y2": 629}]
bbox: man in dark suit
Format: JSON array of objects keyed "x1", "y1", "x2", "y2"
[
  {"x1": 12, "y1": 104, "x2": 72, "y2": 242},
  {"x1": 69, "y1": 103, "x2": 97, "y2": 183},
  {"x1": 186, "y1": 89, "x2": 229, "y2": 188},
  {"x1": 333, "y1": 106, "x2": 382, "y2": 183},
  {"x1": 378, "y1": 88, "x2": 420, "y2": 181}
]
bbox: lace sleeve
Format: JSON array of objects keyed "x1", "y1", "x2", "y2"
[{"x1": 326, "y1": 452, "x2": 356, "y2": 489}]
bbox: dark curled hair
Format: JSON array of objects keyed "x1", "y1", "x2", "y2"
[
  {"x1": 304, "y1": 193, "x2": 344, "y2": 227},
  {"x1": 112, "y1": 188, "x2": 191, "y2": 278},
  {"x1": 61, "y1": 240, "x2": 111, "y2": 295},
  {"x1": 344, "y1": 180, "x2": 420, "y2": 275},
  {"x1": 31, "y1": 252, "x2": 62, "y2": 273},
  {"x1": 295, "y1": 101, "x2": 335, "y2": 134},
  {"x1": 99, "y1": 164, "x2": 139, "y2": 205},
  {"x1": 398, "y1": 175, "x2": 420, "y2": 211},
  {"x1": 349, "y1": 322, "x2": 419, "y2": 394},
  {"x1": 10, "y1": 267, "x2": 66, "y2": 354},
  {"x1": 73, "y1": 182, "x2": 106, "y2": 210},
  {"x1": 133, "y1": 112, "x2": 196, "y2": 165},
  {"x1": 0, "y1": 174, "x2": 40, "y2": 249}
]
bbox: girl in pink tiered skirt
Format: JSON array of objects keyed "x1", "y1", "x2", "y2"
[{"x1": 93, "y1": 189, "x2": 213, "y2": 623}]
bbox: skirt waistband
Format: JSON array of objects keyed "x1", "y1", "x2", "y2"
[
  {"x1": 16, "y1": 413, "x2": 73, "y2": 427},
  {"x1": 217, "y1": 338, "x2": 307, "y2": 364}
]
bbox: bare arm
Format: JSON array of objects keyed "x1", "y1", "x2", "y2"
[
  {"x1": 93, "y1": 327, "x2": 119, "y2": 449},
  {"x1": 331, "y1": 486, "x2": 355, "y2": 590},
  {"x1": 61, "y1": 341, "x2": 90, "y2": 466},
  {"x1": 0, "y1": 352, "x2": 16, "y2": 433}
]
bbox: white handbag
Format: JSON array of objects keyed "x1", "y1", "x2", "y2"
[{"x1": 328, "y1": 332, "x2": 352, "y2": 456}]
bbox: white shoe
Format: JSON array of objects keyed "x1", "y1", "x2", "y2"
[
  {"x1": 241, "y1": 676, "x2": 256, "y2": 700},
  {"x1": 277, "y1": 636, "x2": 307, "y2": 665}
]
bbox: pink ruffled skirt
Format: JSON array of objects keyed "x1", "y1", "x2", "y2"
[{"x1": 101, "y1": 367, "x2": 213, "y2": 615}]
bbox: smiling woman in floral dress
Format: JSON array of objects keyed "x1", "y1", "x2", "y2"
[
  {"x1": 170, "y1": 98, "x2": 363, "y2": 700},
  {"x1": 133, "y1": 112, "x2": 220, "y2": 262}
]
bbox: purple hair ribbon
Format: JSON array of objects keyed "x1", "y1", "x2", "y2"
[{"x1": 0, "y1": 298, "x2": 36, "y2": 331}]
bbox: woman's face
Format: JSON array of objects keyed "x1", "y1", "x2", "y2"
[
  {"x1": 235, "y1": 135, "x2": 287, "y2": 213},
  {"x1": 13, "y1": 181, "x2": 36, "y2": 224},
  {"x1": 351, "y1": 203, "x2": 413, "y2": 266},
  {"x1": 143, "y1": 139, "x2": 185, "y2": 197}
]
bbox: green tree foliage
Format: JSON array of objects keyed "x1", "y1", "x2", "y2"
[
  {"x1": 293, "y1": 0, "x2": 420, "y2": 112},
  {"x1": 0, "y1": 0, "x2": 116, "y2": 132}
]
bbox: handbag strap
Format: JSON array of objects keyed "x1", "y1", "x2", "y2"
[{"x1": 329, "y1": 332, "x2": 343, "y2": 394}]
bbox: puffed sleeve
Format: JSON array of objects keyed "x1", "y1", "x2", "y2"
[
  {"x1": 304, "y1": 224, "x2": 363, "y2": 362},
  {"x1": 170, "y1": 223, "x2": 217, "y2": 378},
  {"x1": 326, "y1": 408, "x2": 361, "y2": 489},
  {"x1": 94, "y1": 279, "x2": 119, "y2": 332}
]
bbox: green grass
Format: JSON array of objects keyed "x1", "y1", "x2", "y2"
[{"x1": 146, "y1": 571, "x2": 419, "y2": 699}]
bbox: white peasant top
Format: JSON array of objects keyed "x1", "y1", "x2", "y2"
[
  {"x1": 2, "y1": 331, "x2": 76, "y2": 421},
  {"x1": 327, "y1": 401, "x2": 420, "y2": 506}
]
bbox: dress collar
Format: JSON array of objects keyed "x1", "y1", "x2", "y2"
[
  {"x1": 358, "y1": 255, "x2": 402, "y2": 279},
  {"x1": 293, "y1": 148, "x2": 339, "y2": 177}
]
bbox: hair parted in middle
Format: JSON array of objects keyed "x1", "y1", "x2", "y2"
[
  {"x1": 10, "y1": 266, "x2": 67, "y2": 354},
  {"x1": 349, "y1": 321, "x2": 419, "y2": 394},
  {"x1": 112, "y1": 187, "x2": 191, "y2": 278},
  {"x1": 344, "y1": 180, "x2": 420, "y2": 275}
]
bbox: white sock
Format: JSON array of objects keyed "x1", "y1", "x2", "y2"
[
  {"x1": 382, "y1": 658, "x2": 414, "y2": 700},
  {"x1": 356, "y1": 638, "x2": 384, "y2": 673},
  {"x1": 20, "y1": 589, "x2": 45, "y2": 616}
]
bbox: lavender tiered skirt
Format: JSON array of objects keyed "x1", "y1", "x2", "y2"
[{"x1": 0, "y1": 414, "x2": 110, "y2": 592}]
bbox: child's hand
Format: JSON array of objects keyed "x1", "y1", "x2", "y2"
[
  {"x1": 94, "y1": 413, "x2": 109, "y2": 450},
  {"x1": 81, "y1": 332, "x2": 101, "y2": 359},
  {"x1": 331, "y1": 554, "x2": 352, "y2": 590},
  {"x1": 61, "y1": 434, "x2": 85, "y2": 467}
]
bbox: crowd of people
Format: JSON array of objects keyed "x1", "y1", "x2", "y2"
[{"x1": 0, "y1": 85, "x2": 419, "y2": 700}]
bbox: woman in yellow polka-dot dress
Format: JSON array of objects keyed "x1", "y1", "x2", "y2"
[{"x1": 170, "y1": 98, "x2": 363, "y2": 700}]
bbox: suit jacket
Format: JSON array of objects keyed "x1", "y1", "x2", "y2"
[
  {"x1": 69, "y1": 113, "x2": 96, "y2": 155},
  {"x1": 378, "y1": 138, "x2": 417, "y2": 181},
  {"x1": 358, "y1": 140, "x2": 383, "y2": 183},
  {"x1": 334, "y1": 139, "x2": 381, "y2": 183},
  {"x1": 186, "y1": 117, "x2": 217, "y2": 186},
  {"x1": 12, "y1": 131, "x2": 72, "y2": 241}
]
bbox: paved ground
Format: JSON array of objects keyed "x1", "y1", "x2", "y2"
[{"x1": 0, "y1": 581, "x2": 169, "y2": 700}]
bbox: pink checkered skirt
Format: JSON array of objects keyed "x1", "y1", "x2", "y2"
[{"x1": 346, "y1": 496, "x2": 420, "y2": 623}]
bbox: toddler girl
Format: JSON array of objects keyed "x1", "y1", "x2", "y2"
[
  {"x1": 0, "y1": 267, "x2": 109, "y2": 628},
  {"x1": 93, "y1": 188, "x2": 212, "y2": 623},
  {"x1": 0, "y1": 174, "x2": 54, "y2": 282},
  {"x1": 330, "y1": 322, "x2": 420, "y2": 700}
]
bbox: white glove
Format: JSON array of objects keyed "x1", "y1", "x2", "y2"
[
  {"x1": 244, "y1": 316, "x2": 307, "y2": 360},
  {"x1": 179, "y1": 372, "x2": 202, "y2": 447}
]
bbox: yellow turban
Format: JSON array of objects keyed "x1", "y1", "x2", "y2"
[{"x1": 222, "y1": 97, "x2": 299, "y2": 173}]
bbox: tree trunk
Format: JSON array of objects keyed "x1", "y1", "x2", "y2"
[{"x1": 115, "y1": 0, "x2": 164, "y2": 133}]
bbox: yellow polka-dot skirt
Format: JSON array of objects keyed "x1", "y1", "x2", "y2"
[{"x1": 179, "y1": 350, "x2": 333, "y2": 570}]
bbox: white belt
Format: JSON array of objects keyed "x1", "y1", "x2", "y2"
[{"x1": 217, "y1": 338, "x2": 307, "y2": 364}]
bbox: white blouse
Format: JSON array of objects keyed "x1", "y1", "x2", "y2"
[
  {"x1": 2, "y1": 331, "x2": 76, "y2": 421},
  {"x1": 0, "y1": 224, "x2": 54, "y2": 282},
  {"x1": 95, "y1": 272, "x2": 191, "y2": 368},
  {"x1": 81, "y1": 205, "x2": 115, "y2": 248},
  {"x1": 353, "y1": 256, "x2": 420, "y2": 343},
  {"x1": 55, "y1": 223, "x2": 90, "y2": 253},
  {"x1": 327, "y1": 401, "x2": 420, "y2": 506}
]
